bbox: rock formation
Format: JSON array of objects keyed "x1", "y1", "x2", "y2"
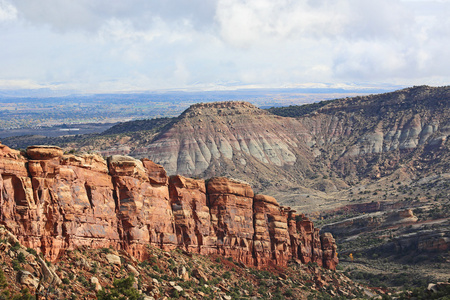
[
  {"x1": 168, "y1": 175, "x2": 215, "y2": 254},
  {"x1": 108, "y1": 155, "x2": 177, "y2": 259},
  {"x1": 207, "y1": 177, "x2": 255, "y2": 265},
  {"x1": 0, "y1": 144, "x2": 338, "y2": 270},
  {"x1": 253, "y1": 194, "x2": 291, "y2": 267}
]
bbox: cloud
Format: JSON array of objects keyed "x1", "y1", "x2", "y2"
[
  {"x1": 11, "y1": 0, "x2": 218, "y2": 32},
  {"x1": 215, "y1": 0, "x2": 419, "y2": 47},
  {"x1": 0, "y1": 0, "x2": 17, "y2": 21},
  {"x1": 0, "y1": 0, "x2": 449, "y2": 92}
]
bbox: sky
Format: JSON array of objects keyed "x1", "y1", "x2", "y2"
[{"x1": 0, "y1": 0, "x2": 449, "y2": 93}]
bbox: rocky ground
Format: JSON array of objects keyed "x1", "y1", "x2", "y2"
[
  {"x1": 0, "y1": 225, "x2": 373, "y2": 300},
  {"x1": 313, "y1": 171, "x2": 450, "y2": 292}
]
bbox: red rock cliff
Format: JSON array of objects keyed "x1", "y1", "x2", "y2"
[{"x1": 0, "y1": 144, "x2": 338, "y2": 270}]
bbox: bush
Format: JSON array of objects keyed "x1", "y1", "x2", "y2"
[
  {"x1": 149, "y1": 256, "x2": 157, "y2": 264},
  {"x1": 222, "y1": 271, "x2": 231, "y2": 279},
  {"x1": 284, "y1": 289, "x2": 294, "y2": 297},
  {"x1": 17, "y1": 253, "x2": 26, "y2": 263},
  {"x1": 77, "y1": 276, "x2": 88, "y2": 287},
  {"x1": 12, "y1": 260, "x2": 22, "y2": 271},
  {"x1": 26, "y1": 248, "x2": 37, "y2": 257},
  {"x1": 97, "y1": 276, "x2": 141, "y2": 300},
  {"x1": 91, "y1": 262, "x2": 98, "y2": 274}
]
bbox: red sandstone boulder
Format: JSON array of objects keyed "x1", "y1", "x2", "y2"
[
  {"x1": 142, "y1": 158, "x2": 168, "y2": 185},
  {"x1": 26, "y1": 145, "x2": 63, "y2": 160},
  {"x1": 207, "y1": 177, "x2": 254, "y2": 198}
]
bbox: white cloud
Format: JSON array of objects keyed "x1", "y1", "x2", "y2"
[
  {"x1": 0, "y1": 0, "x2": 449, "y2": 92},
  {"x1": 0, "y1": 0, "x2": 16, "y2": 21}
]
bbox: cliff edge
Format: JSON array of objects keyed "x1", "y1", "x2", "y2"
[{"x1": 0, "y1": 144, "x2": 338, "y2": 270}]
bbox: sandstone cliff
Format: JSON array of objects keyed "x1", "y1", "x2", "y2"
[{"x1": 0, "y1": 144, "x2": 338, "y2": 270}]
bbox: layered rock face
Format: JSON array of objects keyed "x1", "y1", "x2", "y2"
[
  {"x1": 168, "y1": 175, "x2": 215, "y2": 254},
  {"x1": 207, "y1": 177, "x2": 255, "y2": 265},
  {"x1": 108, "y1": 155, "x2": 177, "y2": 259},
  {"x1": 0, "y1": 144, "x2": 338, "y2": 269},
  {"x1": 120, "y1": 86, "x2": 449, "y2": 188},
  {"x1": 130, "y1": 101, "x2": 308, "y2": 180},
  {"x1": 0, "y1": 145, "x2": 121, "y2": 261},
  {"x1": 253, "y1": 194, "x2": 291, "y2": 267}
]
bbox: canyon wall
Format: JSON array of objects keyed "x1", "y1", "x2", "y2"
[{"x1": 0, "y1": 144, "x2": 338, "y2": 270}]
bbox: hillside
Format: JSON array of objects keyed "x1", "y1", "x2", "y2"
[
  {"x1": 0, "y1": 146, "x2": 447, "y2": 299},
  {"x1": 0, "y1": 225, "x2": 375, "y2": 300}
]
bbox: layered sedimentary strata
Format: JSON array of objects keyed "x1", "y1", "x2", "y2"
[
  {"x1": 0, "y1": 144, "x2": 338, "y2": 269},
  {"x1": 108, "y1": 155, "x2": 177, "y2": 259},
  {"x1": 207, "y1": 177, "x2": 255, "y2": 265},
  {"x1": 168, "y1": 175, "x2": 215, "y2": 254},
  {"x1": 253, "y1": 194, "x2": 291, "y2": 267},
  {"x1": 0, "y1": 145, "x2": 121, "y2": 261}
]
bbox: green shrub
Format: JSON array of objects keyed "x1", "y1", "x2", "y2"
[
  {"x1": 222, "y1": 271, "x2": 231, "y2": 279},
  {"x1": 101, "y1": 248, "x2": 110, "y2": 254},
  {"x1": 97, "y1": 276, "x2": 140, "y2": 300},
  {"x1": 12, "y1": 260, "x2": 22, "y2": 271},
  {"x1": 17, "y1": 253, "x2": 26, "y2": 263},
  {"x1": 26, "y1": 248, "x2": 37, "y2": 257},
  {"x1": 284, "y1": 289, "x2": 293, "y2": 297}
]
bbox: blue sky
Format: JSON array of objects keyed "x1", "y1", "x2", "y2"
[{"x1": 0, "y1": 0, "x2": 449, "y2": 93}]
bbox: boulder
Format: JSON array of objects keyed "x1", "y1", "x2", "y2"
[
  {"x1": 91, "y1": 276, "x2": 102, "y2": 291},
  {"x1": 19, "y1": 270, "x2": 39, "y2": 289},
  {"x1": 105, "y1": 254, "x2": 121, "y2": 266},
  {"x1": 26, "y1": 145, "x2": 63, "y2": 160}
]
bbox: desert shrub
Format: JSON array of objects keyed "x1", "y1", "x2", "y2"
[
  {"x1": 97, "y1": 276, "x2": 141, "y2": 300},
  {"x1": 26, "y1": 248, "x2": 37, "y2": 256},
  {"x1": 222, "y1": 271, "x2": 231, "y2": 279},
  {"x1": 10, "y1": 242, "x2": 20, "y2": 252},
  {"x1": 12, "y1": 260, "x2": 22, "y2": 271},
  {"x1": 17, "y1": 252, "x2": 26, "y2": 263}
]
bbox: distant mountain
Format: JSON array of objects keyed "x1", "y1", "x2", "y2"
[
  {"x1": 3, "y1": 85, "x2": 449, "y2": 193},
  {"x1": 92, "y1": 86, "x2": 449, "y2": 188}
]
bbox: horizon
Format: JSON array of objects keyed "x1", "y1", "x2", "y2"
[{"x1": 0, "y1": 83, "x2": 408, "y2": 99}]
